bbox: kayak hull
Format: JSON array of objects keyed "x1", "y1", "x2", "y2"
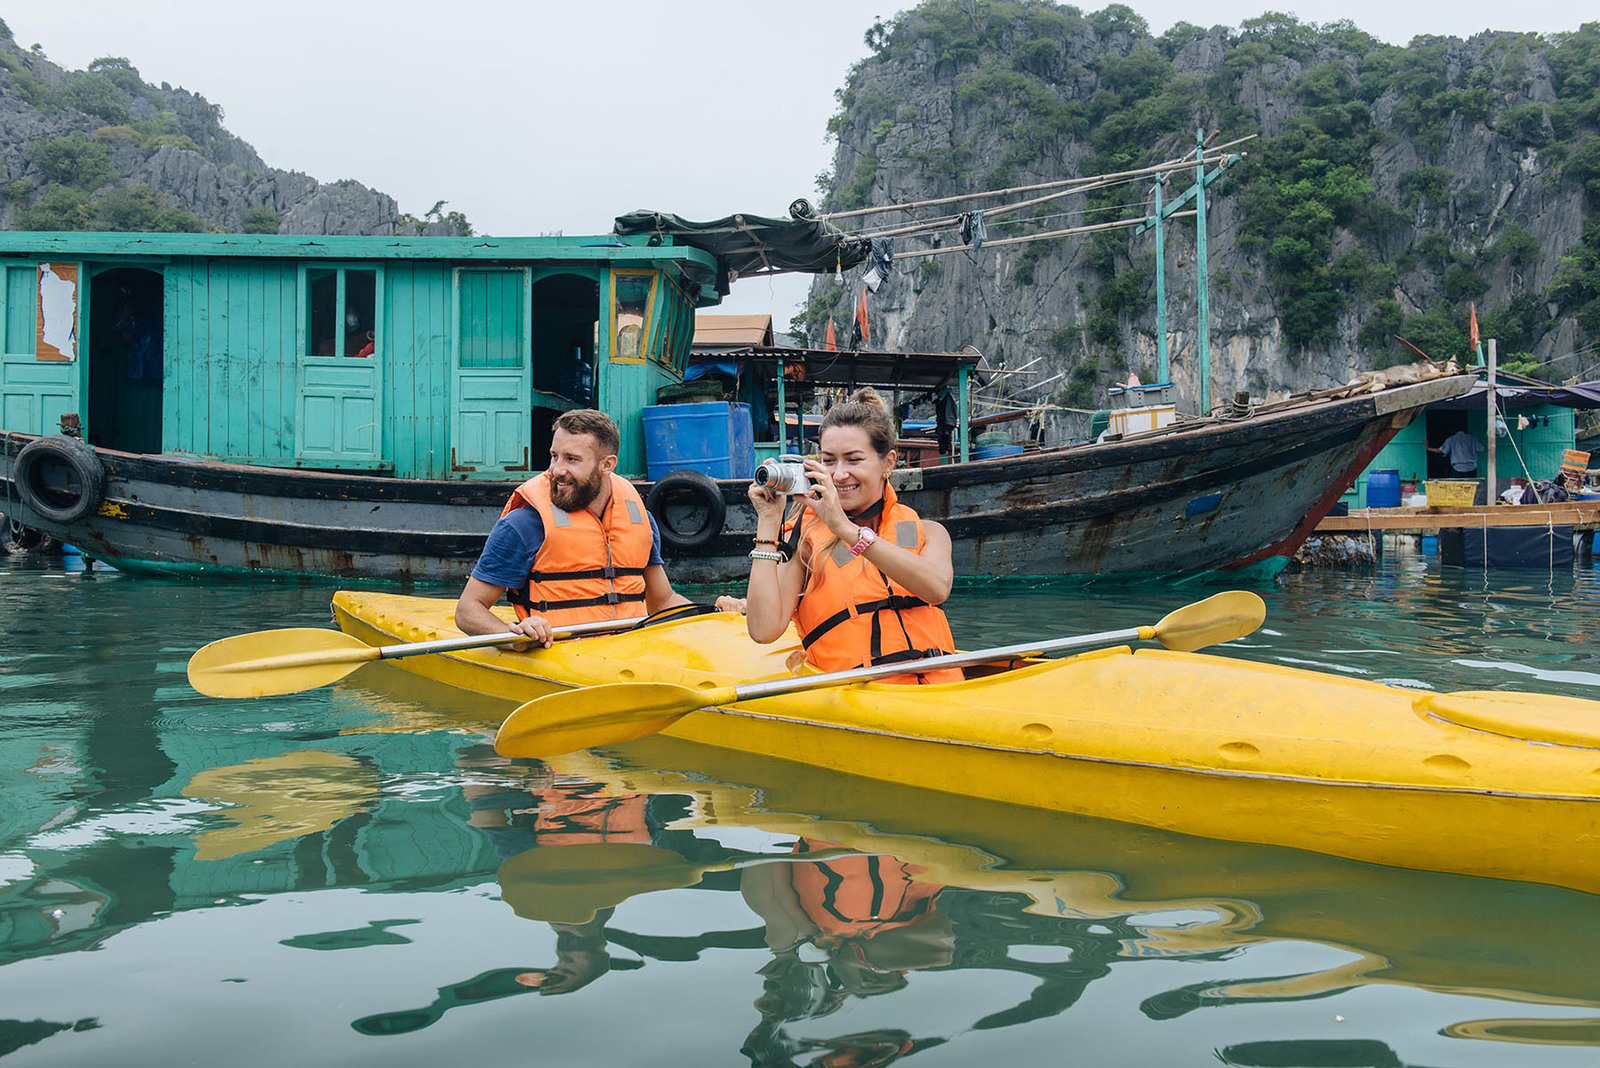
[{"x1": 331, "y1": 591, "x2": 1600, "y2": 895}]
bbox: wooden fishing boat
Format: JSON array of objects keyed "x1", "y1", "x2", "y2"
[
  {"x1": 0, "y1": 230, "x2": 1473, "y2": 582},
  {"x1": 329, "y1": 590, "x2": 1600, "y2": 897}
]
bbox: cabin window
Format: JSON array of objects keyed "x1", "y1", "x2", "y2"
[
  {"x1": 611, "y1": 270, "x2": 656, "y2": 362},
  {"x1": 307, "y1": 267, "x2": 378, "y2": 358}
]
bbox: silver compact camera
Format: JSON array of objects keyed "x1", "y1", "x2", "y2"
[{"x1": 754, "y1": 454, "x2": 811, "y2": 496}]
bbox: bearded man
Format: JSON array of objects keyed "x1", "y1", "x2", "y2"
[{"x1": 455, "y1": 408, "x2": 696, "y2": 648}]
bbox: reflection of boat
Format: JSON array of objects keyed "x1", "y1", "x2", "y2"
[
  {"x1": 332, "y1": 590, "x2": 1600, "y2": 897},
  {"x1": 542, "y1": 734, "x2": 1600, "y2": 1013}
]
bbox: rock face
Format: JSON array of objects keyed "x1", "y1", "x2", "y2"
[
  {"x1": 0, "y1": 28, "x2": 466, "y2": 236},
  {"x1": 807, "y1": 4, "x2": 1599, "y2": 415}
]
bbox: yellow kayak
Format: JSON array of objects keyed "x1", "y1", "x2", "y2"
[{"x1": 331, "y1": 590, "x2": 1600, "y2": 895}]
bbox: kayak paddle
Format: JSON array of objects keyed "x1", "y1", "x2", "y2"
[
  {"x1": 495, "y1": 590, "x2": 1267, "y2": 758},
  {"x1": 188, "y1": 602, "x2": 719, "y2": 699}
]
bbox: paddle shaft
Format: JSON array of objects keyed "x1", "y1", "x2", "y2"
[
  {"x1": 728, "y1": 624, "x2": 1154, "y2": 703},
  {"x1": 374, "y1": 617, "x2": 639, "y2": 661}
]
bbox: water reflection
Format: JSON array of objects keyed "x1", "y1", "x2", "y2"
[{"x1": 6, "y1": 563, "x2": 1600, "y2": 1064}]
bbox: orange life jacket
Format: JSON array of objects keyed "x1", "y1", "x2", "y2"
[
  {"x1": 787, "y1": 838, "x2": 944, "y2": 943},
  {"x1": 501, "y1": 472, "x2": 653, "y2": 626},
  {"x1": 529, "y1": 781, "x2": 653, "y2": 847},
  {"x1": 792, "y1": 482, "x2": 961, "y2": 684}
]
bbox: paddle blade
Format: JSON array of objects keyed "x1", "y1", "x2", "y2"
[
  {"x1": 188, "y1": 628, "x2": 379, "y2": 698},
  {"x1": 495, "y1": 682, "x2": 737, "y2": 759},
  {"x1": 1151, "y1": 591, "x2": 1266, "y2": 652}
]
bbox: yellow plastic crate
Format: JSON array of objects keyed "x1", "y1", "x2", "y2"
[{"x1": 1426, "y1": 479, "x2": 1479, "y2": 506}]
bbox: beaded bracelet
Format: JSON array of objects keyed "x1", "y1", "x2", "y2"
[{"x1": 749, "y1": 548, "x2": 787, "y2": 563}]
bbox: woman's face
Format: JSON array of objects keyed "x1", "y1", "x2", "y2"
[{"x1": 818, "y1": 425, "x2": 895, "y2": 513}]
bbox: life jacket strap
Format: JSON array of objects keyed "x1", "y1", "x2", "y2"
[
  {"x1": 529, "y1": 565, "x2": 648, "y2": 582},
  {"x1": 800, "y1": 595, "x2": 932, "y2": 649},
  {"x1": 507, "y1": 589, "x2": 647, "y2": 612}
]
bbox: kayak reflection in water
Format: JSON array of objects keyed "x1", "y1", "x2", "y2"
[{"x1": 741, "y1": 388, "x2": 961, "y2": 686}]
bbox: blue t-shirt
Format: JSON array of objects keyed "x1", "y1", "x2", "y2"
[{"x1": 470, "y1": 506, "x2": 664, "y2": 589}]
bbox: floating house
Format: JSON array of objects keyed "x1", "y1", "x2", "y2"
[
  {"x1": 0, "y1": 232, "x2": 720, "y2": 480},
  {"x1": 1343, "y1": 371, "x2": 1600, "y2": 507}
]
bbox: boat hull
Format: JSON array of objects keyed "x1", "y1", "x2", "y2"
[
  {"x1": 1, "y1": 374, "x2": 1473, "y2": 582},
  {"x1": 330, "y1": 590, "x2": 1600, "y2": 896}
]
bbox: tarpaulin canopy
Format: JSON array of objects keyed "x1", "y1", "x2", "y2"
[
  {"x1": 1429, "y1": 380, "x2": 1600, "y2": 410},
  {"x1": 614, "y1": 210, "x2": 869, "y2": 288}
]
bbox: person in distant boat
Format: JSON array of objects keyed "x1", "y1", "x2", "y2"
[
  {"x1": 1429, "y1": 429, "x2": 1483, "y2": 474},
  {"x1": 456, "y1": 408, "x2": 735, "y2": 647},
  {"x1": 740, "y1": 387, "x2": 961, "y2": 684}
]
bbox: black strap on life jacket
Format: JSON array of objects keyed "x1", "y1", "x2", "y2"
[
  {"x1": 527, "y1": 564, "x2": 649, "y2": 582},
  {"x1": 507, "y1": 588, "x2": 647, "y2": 613},
  {"x1": 800, "y1": 595, "x2": 933, "y2": 650}
]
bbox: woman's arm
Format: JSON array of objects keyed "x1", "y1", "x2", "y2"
[
  {"x1": 742, "y1": 484, "x2": 806, "y2": 643},
  {"x1": 839, "y1": 517, "x2": 954, "y2": 605}
]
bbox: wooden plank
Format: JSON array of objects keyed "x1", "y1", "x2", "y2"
[
  {"x1": 240, "y1": 261, "x2": 262, "y2": 457},
  {"x1": 386, "y1": 264, "x2": 414, "y2": 476},
  {"x1": 422, "y1": 265, "x2": 450, "y2": 478},
  {"x1": 192, "y1": 261, "x2": 210, "y2": 454},
  {"x1": 279, "y1": 261, "x2": 297, "y2": 455},
  {"x1": 258, "y1": 262, "x2": 280, "y2": 458},
  {"x1": 1318, "y1": 503, "x2": 1600, "y2": 531}
]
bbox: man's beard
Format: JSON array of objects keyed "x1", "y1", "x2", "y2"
[{"x1": 551, "y1": 467, "x2": 605, "y2": 512}]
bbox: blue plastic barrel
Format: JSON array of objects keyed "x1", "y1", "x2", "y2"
[
  {"x1": 971, "y1": 443, "x2": 1024, "y2": 461},
  {"x1": 1367, "y1": 469, "x2": 1401, "y2": 509},
  {"x1": 642, "y1": 402, "x2": 754, "y2": 480}
]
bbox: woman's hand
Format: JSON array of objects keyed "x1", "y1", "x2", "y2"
[
  {"x1": 746, "y1": 480, "x2": 787, "y2": 524},
  {"x1": 796, "y1": 457, "x2": 851, "y2": 537}
]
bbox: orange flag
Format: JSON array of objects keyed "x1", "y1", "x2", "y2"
[
  {"x1": 855, "y1": 289, "x2": 870, "y2": 344},
  {"x1": 1469, "y1": 302, "x2": 1480, "y2": 350},
  {"x1": 824, "y1": 317, "x2": 837, "y2": 351}
]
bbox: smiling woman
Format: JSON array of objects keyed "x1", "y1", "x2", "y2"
[{"x1": 739, "y1": 386, "x2": 960, "y2": 684}]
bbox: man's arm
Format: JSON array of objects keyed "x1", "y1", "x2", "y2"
[
  {"x1": 455, "y1": 578, "x2": 553, "y2": 648},
  {"x1": 642, "y1": 564, "x2": 691, "y2": 615}
]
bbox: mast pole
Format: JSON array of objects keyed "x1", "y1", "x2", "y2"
[
  {"x1": 1154, "y1": 172, "x2": 1168, "y2": 383},
  {"x1": 1194, "y1": 127, "x2": 1211, "y2": 414}
]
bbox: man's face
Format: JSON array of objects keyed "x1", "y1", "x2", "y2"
[{"x1": 548, "y1": 428, "x2": 612, "y2": 512}]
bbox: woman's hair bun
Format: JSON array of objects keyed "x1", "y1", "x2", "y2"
[{"x1": 848, "y1": 387, "x2": 887, "y2": 411}]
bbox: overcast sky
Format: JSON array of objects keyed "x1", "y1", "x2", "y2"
[{"x1": 10, "y1": 1, "x2": 1588, "y2": 323}]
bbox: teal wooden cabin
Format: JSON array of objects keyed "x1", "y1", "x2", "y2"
[{"x1": 0, "y1": 232, "x2": 721, "y2": 479}]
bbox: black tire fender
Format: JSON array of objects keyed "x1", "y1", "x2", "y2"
[
  {"x1": 13, "y1": 435, "x2": 106, "y2": 525},
  {"x1": 645, "y1": 469, "x2": 726, "y2": 552}
]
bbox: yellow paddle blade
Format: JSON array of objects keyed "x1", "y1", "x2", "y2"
[
  {"x1": 187, "y1": 628, "x2": 380, "y2": 698},
  {"x1": 1151, "y1": 590, "x2": 1266, "y2": 652},
  {"x1": 182, "y1": 750, "x2": 379, "y2": 861},
  {"x1": 495, "y1": 682, "x2": 739, "y2": 759}
]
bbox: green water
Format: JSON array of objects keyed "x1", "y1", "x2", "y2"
[{"x1": 2, "y1": 550, "x2": 1600, "y2": 1066}]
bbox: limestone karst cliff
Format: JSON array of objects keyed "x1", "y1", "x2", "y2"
[
  {"x1": 0, "y1": 21, "x2": 467, "y2": 238},
  {"x1": 805, "y1": 2, "x2": 1600, "y2": 413}
]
